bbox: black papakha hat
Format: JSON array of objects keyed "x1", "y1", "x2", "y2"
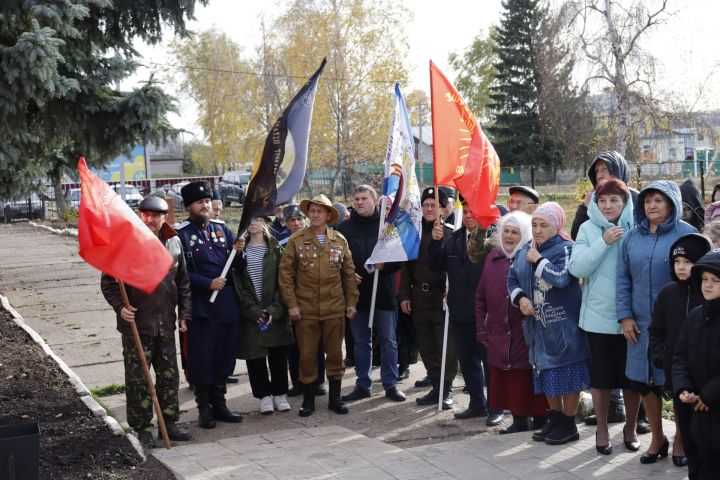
[
  {"x1": 138, "y1": 196, "x2": 169, "y2": 214},
  {"x1": 181, "y1": 181, "x2": 213, "y2": 207},
  {"x1": 421, "y1": 187, "x2": 448, "y2": 208}
]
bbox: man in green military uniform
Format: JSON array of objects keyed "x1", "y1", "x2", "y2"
[{"x1": 101, "y1": 196, "x2": 193, "y2": 448}]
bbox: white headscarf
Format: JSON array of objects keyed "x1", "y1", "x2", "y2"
[{"x1": 497, "y1": 211, "x2": 532, "y2": 259}]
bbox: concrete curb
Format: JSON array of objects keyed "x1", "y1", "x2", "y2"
[
  {"x1": 0, "y1": 294, "x2": 145, "y2": 461},
  {"x1": 29, "y1": 221, "x2": 78, "y2": 237}
]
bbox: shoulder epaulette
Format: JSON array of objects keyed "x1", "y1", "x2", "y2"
[
  {"x1": 174, "y1": 221, "x2": 190, "y2": 230},
  {"x1": 210, "y1": 218, "x2": 226, "y2": 224}
]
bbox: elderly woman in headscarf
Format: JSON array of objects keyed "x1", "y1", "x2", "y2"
[
  {"x1": 508, "y1": 202, "x2": 590, "y2": 446},
  {"x1": 476, "y1": 211, "x2": 548, "y2": 435}
]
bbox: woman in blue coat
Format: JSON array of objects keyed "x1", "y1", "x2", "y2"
[
  {"x1": 617, "y1": 180, "x2": 697, "y2": 464},
  {"x1": 508, "y1": 202, "x2": 590, "y2": 446},
  {"x1": 569, "y1": 178, "x2": 640, "y2": 455}
]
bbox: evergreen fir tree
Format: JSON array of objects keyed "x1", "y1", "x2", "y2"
[
  {"x1": 489, "y1": 0, "x2": 550, "y2": 166},
  {"x1": 0, "y1": 0, "x2": 205, "y2": 214}
]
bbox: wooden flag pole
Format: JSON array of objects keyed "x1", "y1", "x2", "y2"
[{"x1": 118, "y1": 281, "x2": 171, "y2": 449}]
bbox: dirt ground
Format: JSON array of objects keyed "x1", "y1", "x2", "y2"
[{"x1": 0, "y1": 307, "x2": 175, "y2": 479}]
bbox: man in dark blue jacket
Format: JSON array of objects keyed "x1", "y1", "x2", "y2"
[
  {"x1": 176, "y1": 181, "x2": 245, "y2": 428},
  {"x1": 337, "y1": 185, "x2": 406, "y2": 402},
  {"x1": 428, "y1": 197, "x2": 502, "y2": 425}
]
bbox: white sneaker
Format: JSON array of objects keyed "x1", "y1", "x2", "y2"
[
  {"x1": 260, "y1": 395, "x2": 274, "y2": 414},
  {"x1": 273, "y1": 394, "x2": 291, "y2": 412}
]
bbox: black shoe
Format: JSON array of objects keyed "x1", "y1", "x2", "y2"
[
  {"x1": 314, "y1": 383, "x2": 327, "y2": 396},
  {"x1": 499, "y1": 415, "x2": 532, "y2": 434},
  {"x1": 341, "y1": 386, "x2": 371, "y2": 402},
  {"x1": 164, "y1": 422, "x2": 192, "y2": 441},
  {"x1": 636, "y1": 418, "x2": 651, "y2": 434},
  {"x1": 441, "y1": 382, "x2": 453, "y2": 410},
  {"x1": 532, "y1": 410, "x2": 561, "y2": 442},
  {"x1": 287, "y1": 384, "x2": 303, "y2": 397},
  {"x1": 299, "y1": 384, "x2": 316, "y2": 417},
  {"x1": 416, "y1": 386, "x2": 439, "y2": 405},
  {"x1": 486, "y1": 412, "x2": 504, "y2": 426},
  {"x1": 584, "y1": 414, "x2": 598, "y2": 426},
  {"x1": 385, "y1": 386, "x2": 407, "y2": 402},
  {"x1": 623, "y1": 424, "x2": 640, "y2": 452},
  {"x1": 640, "y1": 436, "x2": 669, "y2": 464},
  {"x1": 328, "y1": 379, "x2": 349, "y2": 414},
  {"x1": 672, "y1": 455, "x2": 688, "y2": 467},
  {"x1": 415, "y1": 375, "x2": 432, "y2": 388},
  {"x1": 454, "y1": 408, "x2": 487, "y2": 420},
  {"x1": 137, "y1": 430, "x2": 155, "y2": 449},
  {"x1": 212, "y1": 403, "x2": 243, "y2": 423},
  {"x1": 226, "y1": 376, "x2": 239, "y2": 384},
  {"x1": 545, "y1": 413, "x2": 579, "y2": 445},
  {"x1": 198, "y1": 404, "x2": 216, "y2": 429},
  {"x1": 595, "y1": 431, "x2": 612, "y2": 455},
  {"x1": 532, "y1": 415, "x2": 548, "y2": 430},
  {"x1": 608, "y1": 402, "x2": 626, "y2": 423},
  {"x1": 397, "y1": 366, "x2": 410, "y2": 381}
]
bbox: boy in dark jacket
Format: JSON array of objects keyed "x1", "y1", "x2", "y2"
[
  {"x1": 673, "y1": 250, "x2": 720, "y2": 479},
  {"x1": 649, "y1": 233, "x2": 711, "y2": 472}
]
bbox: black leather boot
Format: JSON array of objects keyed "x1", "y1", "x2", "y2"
[
  {"x1": 194, "y1": 386, "x2": 216, "y2": 429},
  {"x1": 532, "y1": 410, "x2": 561, "y2": 441},
  {"x1": 416, "y1": 378, "x2": 439, "y2": 405},
  {"x1": 210, "y1": 383, "x2": 242, "y2": 423},
  {"x1": 328, "y1": 379, "x2": 349, "y2": 414},
  {"x1": 164, "y1": 421, "x2": 193, "y2": 441},
  {"x1": 500, "y1": 415, "x2": 532, "y2": 434},
  {"x1": 441, "y1": 381, "x2": 454, "y2": 410},
  {"x1": 299, "y1": 383, "x2": 316, "y2": 417}
]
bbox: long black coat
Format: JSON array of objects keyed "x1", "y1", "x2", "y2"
[
  {"x1": 649, "y1": 280, "x2": 703, "y2": 391},
  {"x1": 673, "y1": 298, "x2": 720, "y2": 450}
]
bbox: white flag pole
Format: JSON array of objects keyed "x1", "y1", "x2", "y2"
[
  {"x1": 367, "y1": 197, "x2": 389, "y2": 328},
  {"x1": 210, "y1": 250, "x2": 235, "y2": 303},
  {"x1": 437, "y1": 279, "x2": 450, "y2": 411}
]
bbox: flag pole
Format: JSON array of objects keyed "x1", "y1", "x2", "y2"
[
  {"x1": 437, "y1": 284, "x2": 451, "y2": 412},
  {"x1": 367, "y1": 197, "x2": 389, "y2": 328},
  {"x1": 209, "y1": 229, "x2": 246, "y2": 303},
  {"x1": 118, "y1": 281, "x2": 171, "y2": 449}
]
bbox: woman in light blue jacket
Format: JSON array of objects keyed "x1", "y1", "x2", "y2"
[
  {"x1": 569, "y1": 178, "x2": 640, "y2": 455},
  {"x1": 617, "y1": 180, "x2": 697, "y2": 464}
]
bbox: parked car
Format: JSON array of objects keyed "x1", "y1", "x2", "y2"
[
  {"x1": 112, "y1": 184, "x2": 142, "y2": 208},
  {"x1": 219, "y1": 171, "x2": 249, "y2": 206},
  {"x1": 1, "y1": 193, "x2": 45, "y2": 222},
  {"x1": 166, "y1": 182, "x2": 188, "y2": 211},
  {"x1": 66, "y1": 188, "x2": 81, "y2": 212}
]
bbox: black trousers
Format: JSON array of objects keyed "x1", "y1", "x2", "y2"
[
  {"x1": 246, "y1": 346, "x2": 290, "y2": 399},
  {"x1": 698, "y1": 447, "x2": 720, "y2": 480},
  {"x1": 674, "y1": 396, "x2": 701, "y2": 479},
  {"x1": 452, "y1": 320, "x2": 489, "y2": 414},
  {"x1": 187, "y1": 319, "x2": 238, "y2": 387}
]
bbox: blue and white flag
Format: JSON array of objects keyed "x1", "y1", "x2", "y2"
[{"x1": 365, "y1": 83, "x2": 422, "y2": 272}]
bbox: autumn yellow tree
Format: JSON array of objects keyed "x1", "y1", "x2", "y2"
[
  {"x1": 270, "y1": 0, "x2": 411, "y2": 195},
  {"x1": 170, "y1": 29, "x2": 265, "y2": 173}
]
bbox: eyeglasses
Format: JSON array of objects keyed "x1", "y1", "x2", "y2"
[{"x1": 508, "y1": 200, "x2": 537, "y2": 207}]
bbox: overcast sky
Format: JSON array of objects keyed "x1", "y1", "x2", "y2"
[{"x1": 133, "y1": 0, "x2": 720, "y2": 137}]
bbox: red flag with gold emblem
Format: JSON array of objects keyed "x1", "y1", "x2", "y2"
[
  {"x1": 429, "y1": 61, "x2": 500, "y2": 228},
  {"x1": 77, "y1": 157, "x2": 172, "y2": 293}
]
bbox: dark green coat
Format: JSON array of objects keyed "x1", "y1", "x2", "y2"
[{"x1": 233, "y1": 234, "x2": 293, "y2": 360}]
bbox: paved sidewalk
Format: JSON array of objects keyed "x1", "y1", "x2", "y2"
[{"x1": 153, "y1": 423, "x2": 687, "y2": 480}]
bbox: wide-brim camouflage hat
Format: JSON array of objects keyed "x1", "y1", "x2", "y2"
[{"x1": 300, "y1": 194, "x2": 340, "y2": 225}]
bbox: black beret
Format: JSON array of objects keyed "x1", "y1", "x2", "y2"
[
  {"x1": 138, "y1": 196, "x2": 169, "y2": 214},
  {"x1": 181, "y1": 181, "x2": 213, "y2": 207}
]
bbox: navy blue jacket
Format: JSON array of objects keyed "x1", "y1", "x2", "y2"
[
  {"x1": 176, "y1": 218, "x2": 243, "y2": 323},
  {"x1": 428, "y1": 226, "x2": 483, "y2": 323},
  {"x1": 336, "y1": 207, "x2": 400, "y2": 311}
]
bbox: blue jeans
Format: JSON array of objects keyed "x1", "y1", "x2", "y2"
[
  {"x1": 452, "y1": 320, "x2": 489, "y2": 414},
  {"x1": 350, "y1": 308, "x2": 399, "y2": 391}
]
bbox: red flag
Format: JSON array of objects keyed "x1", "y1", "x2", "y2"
[
  {"x1": 77, "y1": 157, "x2": 172, "y2": 293},
  {"x1": 429, "y1": 61, "x2": 500, "y2": 228}
]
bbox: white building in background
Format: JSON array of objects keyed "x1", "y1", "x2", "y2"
[
  {"x1": 640, "y1": 127, "x2": 719, "y2": 163},
  {"x1": 411, "y1": 125, "x2": 433, "y2": 164}
]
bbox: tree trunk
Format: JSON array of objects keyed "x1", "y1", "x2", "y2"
[
  {"x1": 52, "y1": 169, "x2": 67, "y2": 219},
  {"x1": 605, "y1": 0, "x2": 629, "y2": 156}
]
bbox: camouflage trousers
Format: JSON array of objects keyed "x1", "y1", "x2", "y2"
[{"x1": 122, "y1": 334, "x2": 180, "y2": 431}]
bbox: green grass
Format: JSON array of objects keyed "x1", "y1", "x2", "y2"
[{"x1": 90, "y1": 383, "x2": 126, "y2": 397}]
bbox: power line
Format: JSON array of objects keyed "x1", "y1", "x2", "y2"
[{"x1": 143, "y1": 60, "x2": 400, "y2": 85}]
